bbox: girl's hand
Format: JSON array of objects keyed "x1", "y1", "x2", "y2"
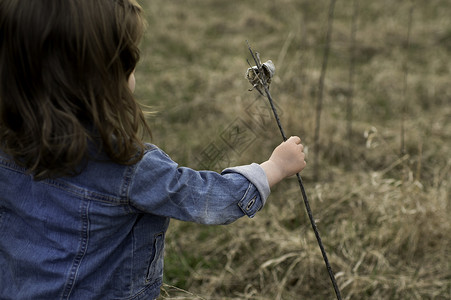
[{"x1": 260, "y1": 136, "x2": 306, "y2": 188}]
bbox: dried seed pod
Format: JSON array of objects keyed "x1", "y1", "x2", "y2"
[
  {"x1": 261, "y1": 60, "x2": 275, "y2": 81},
  {"x1": 246, "y1": 60, "x2": 275, "y2": 94}
]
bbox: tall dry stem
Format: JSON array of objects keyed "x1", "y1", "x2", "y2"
[
  {"x1": 400, "y1": 4, "x2": 414, "y2": 156},
  {"x1": 313, "y1": 0, "x2": 337, "y2": 181},
  {"x1": 346, "y1": 0, "x2": 359, "y2": 168}
]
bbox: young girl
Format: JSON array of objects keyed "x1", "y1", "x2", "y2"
[{"x1": 0, "y1": 0, "x2": 306, "y2": 299}]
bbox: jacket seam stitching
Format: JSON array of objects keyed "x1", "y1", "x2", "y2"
[
  {"x1": 44, "y1": 180, "x2": 125, "y2": 204},
  {"x1": 60, "y1": 200, "x2": 90, "y2": 299}
]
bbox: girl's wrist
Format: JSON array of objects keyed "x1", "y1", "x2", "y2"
[{"x1": 260, "y1": 160, "x2": 284, "y2": 188}]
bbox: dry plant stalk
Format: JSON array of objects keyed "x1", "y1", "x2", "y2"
[
  {"x1": 347, "y1": 0, "x2": 359, "y2": 164},
  {"x1": 246, "y1": 41, "x2": 342, "y2": 300},
  {"x1": 313, "y1": 0, "x2": 337, "y2": 181},
  {"x1": 401, "y1": 5, "x2": 414, "y2": 156}
]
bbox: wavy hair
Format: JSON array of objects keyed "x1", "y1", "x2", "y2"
[{"x1": 0, "y1": 0, "x2": 151, "y2": 179}]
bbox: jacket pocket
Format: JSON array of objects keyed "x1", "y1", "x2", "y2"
[{"x1": 146, "y1": 232, "x2": 164, "y2": 283}]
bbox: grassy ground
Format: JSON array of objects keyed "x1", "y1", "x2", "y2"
[{"x1": 135, "y1": 0, "x2": 450, "y2": 299}]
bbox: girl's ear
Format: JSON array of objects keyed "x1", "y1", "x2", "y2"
[{"x1": 128, "y1": 72, "x2": 136, "y2": 92}]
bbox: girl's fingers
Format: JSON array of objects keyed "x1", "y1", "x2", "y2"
[{"x1": 288, "y1": 136, "x2": 301, "y2": 144}]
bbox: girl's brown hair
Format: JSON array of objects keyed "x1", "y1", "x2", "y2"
[{"x1": 0, "y1": 0, "x2": 151, "y2": 179}]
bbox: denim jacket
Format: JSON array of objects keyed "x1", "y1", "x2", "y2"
[{"x1": 0, "y1": 144, "x2": 270, "y2": 299}]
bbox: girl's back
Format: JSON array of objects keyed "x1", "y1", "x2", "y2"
[{"x1": 0, "y1": 149, "x2": 169, "y2": 299}]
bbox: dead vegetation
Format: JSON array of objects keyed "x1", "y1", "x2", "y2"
[{"x1": 135, "y1": 0, "x2": 450, "y2": 299}]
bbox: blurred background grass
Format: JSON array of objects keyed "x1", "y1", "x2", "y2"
[{"x1": 134, "y1": 0, "x2": 450, "y2": 299}]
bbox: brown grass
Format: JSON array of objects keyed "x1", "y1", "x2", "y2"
[{"x1": 135, "y1": 0, "x2": 450, "y2": 299}]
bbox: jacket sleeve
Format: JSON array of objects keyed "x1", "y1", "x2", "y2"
[{"x1": 128, "y1": 146, "x2": 270, "y2": 225}]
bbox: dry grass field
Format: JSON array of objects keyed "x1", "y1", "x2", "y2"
[{"x1": 134, "y1": 0, "x2": 450, "y2": 299}]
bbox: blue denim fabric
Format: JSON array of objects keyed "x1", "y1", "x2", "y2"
[{"x1": 0, "y1": 144, "x2": 270, "y2": 300}]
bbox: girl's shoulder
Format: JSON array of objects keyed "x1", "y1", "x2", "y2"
[{"x1": 136, "y1": 143, "x2": 176, "y2": 170}]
